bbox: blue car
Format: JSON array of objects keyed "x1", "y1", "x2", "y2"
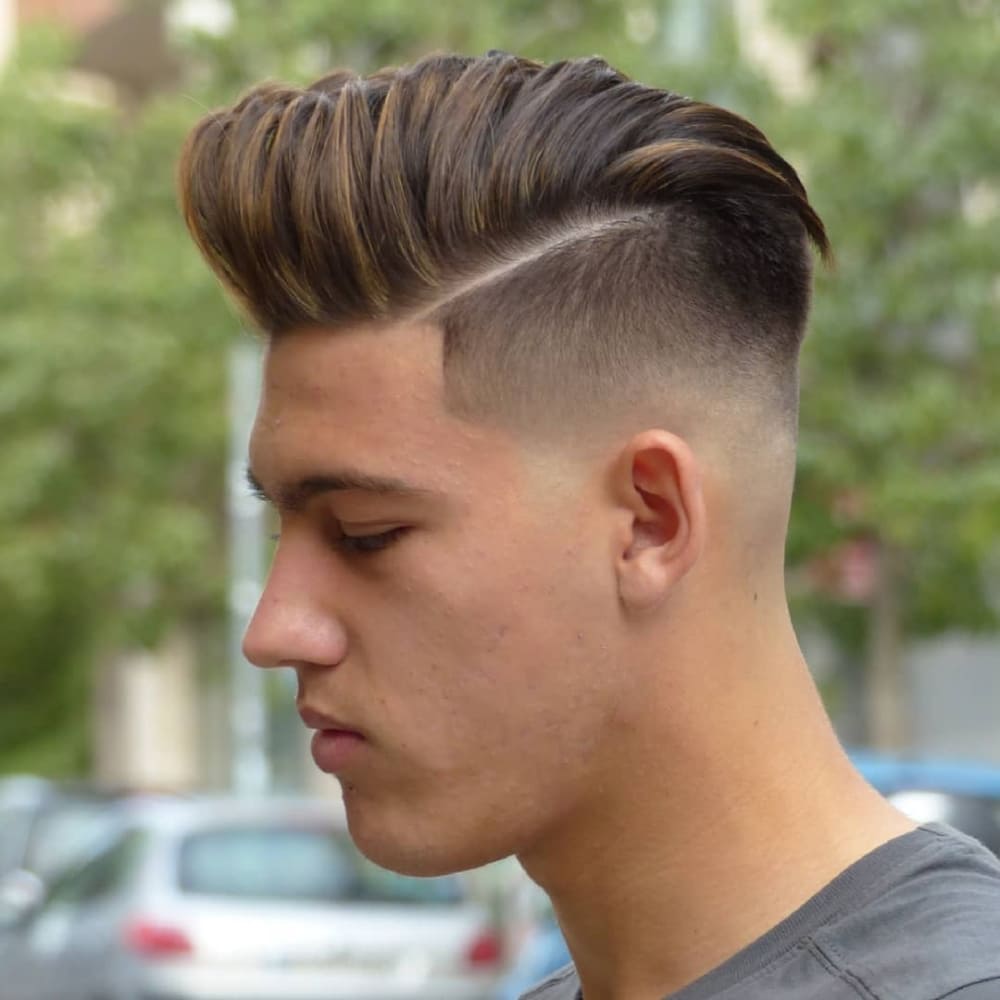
[
  {"x1": 495, "y1": 915, "x2": 570, "y2": 1000},
  {"x1": 850, "y1": 749, "x2": 1000, "y2": 798},
  {"x1": 851, "y1": 749, "x2": 1000, "y2": 856}
]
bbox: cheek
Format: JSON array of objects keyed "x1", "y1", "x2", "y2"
[
  {"x1": 378, "y1": 529, "x2": 623, "y2": 758},
  {"x1": 341, "y1": 532, "x2": 632, "y2": 871}
]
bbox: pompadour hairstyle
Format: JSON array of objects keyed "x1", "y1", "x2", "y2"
[{"x1": 178, "y1": 51, "x2": 830, "y2": 432}]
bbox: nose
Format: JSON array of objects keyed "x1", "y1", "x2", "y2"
[{"x1": 242, "y1": 541, "x2": 348, "y2": 671}]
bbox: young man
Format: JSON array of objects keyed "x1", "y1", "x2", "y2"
[{"x1": 177, "y1": 52, "x2": 1000, "y2": 1000}]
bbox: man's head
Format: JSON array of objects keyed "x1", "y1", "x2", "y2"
[{"x1": 178, "y1": 52, "x2": 829, "y2": 876}]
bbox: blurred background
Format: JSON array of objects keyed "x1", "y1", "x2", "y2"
[{"x1": 0, "y1": 1, "x2": 998, "y2": 997}]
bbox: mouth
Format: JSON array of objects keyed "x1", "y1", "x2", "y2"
[
  {"x1": 298, "y1": 705, "x2": 368, "y2": 774},
  {"x1": 297, "y1": 704, "x2": 364, "y2": 737}
]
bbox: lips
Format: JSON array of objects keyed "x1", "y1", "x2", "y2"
[
  {"x1": 297, "y1": 704, "x2": 369, "y2": 773},
  {"x1": 297, "y1": 704, "x2": 365, "y2": 737}
]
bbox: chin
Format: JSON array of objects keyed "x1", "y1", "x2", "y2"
[{"x1": 342, "y1": 789, "x2": 514, "y2": 876}]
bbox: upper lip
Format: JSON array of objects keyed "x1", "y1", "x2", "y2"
[{"x1": 297, "y1": 705, "x2": 364, "y2": 735}]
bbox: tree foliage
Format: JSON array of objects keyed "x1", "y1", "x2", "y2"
[
  {"x1": 0, "y1": 28, "x2": 232, "y2": 772},
  {"x1": 766, "y1": 1, "x2": 1000, "y2": 632}
]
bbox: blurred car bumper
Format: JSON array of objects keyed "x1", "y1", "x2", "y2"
[{"x1": 137, "y1": 963, "x2": 498, "y2": 1000}]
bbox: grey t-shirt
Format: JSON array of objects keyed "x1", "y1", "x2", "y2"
[{"x1": 523, "y1": 824, "x2": 1000, "y2": 1000}]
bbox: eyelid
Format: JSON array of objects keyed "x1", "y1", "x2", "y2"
[
  {"x1": 336, "y1": 526, "x2": 409, "y2": 555},
  {"x1": 268, "y1": 514, "x2": 411, "y2": 555},
  {"x1": 338, "y1": 522, "x2": 409, "y2": 539}
]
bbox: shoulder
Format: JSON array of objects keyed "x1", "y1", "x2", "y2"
[
  {"x1": 519, "y1": 962, "x2": 578, "y2": 1000},
  {"x1": 936, "y1": 981, "x2": 1000, "y2": 1000},
  {"x1": 814, "y1": 825, "x2": 1000, "y2": 999}
]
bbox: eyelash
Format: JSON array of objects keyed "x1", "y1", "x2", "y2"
[
  {"x1": 268, "y1": 526, "x2": 410, "y2": 557},
  {"x1": 334, "y1": 527, "x2": 409, "y2": 555}
]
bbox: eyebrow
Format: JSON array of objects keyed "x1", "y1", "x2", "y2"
[{"x1": 245, "y1": 465, "x2": 435, "y2": 512}]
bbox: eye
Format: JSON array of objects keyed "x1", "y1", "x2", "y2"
[{"x1": 335, "y1": 527, "x2": 409, "y2": 556}]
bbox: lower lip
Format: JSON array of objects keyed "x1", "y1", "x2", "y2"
[{"x1": 311, "y1": 729, "x2": 366, "y2": 773}]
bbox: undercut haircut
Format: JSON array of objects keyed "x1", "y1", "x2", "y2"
[{"x1": 177, "y1": 51, "x2": 830, "y2": 435}]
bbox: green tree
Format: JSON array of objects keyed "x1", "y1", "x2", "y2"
[
  {"x1": 0, "y1": 28, "x2": 232, "y2": 773},
  {"x1": 767, "y1": 0, "x2": 1000, "y2": 746}
]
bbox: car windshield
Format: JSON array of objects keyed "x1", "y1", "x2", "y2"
[
  {"x1": 0, "y1": 805, "x2": 34, "y2": 875},
  {"x1": 23, "y1": 801, "x2": 119, "y2": 880},
  {"x1": 177, "y1": 826, "x2": 464, "y2": 905}
]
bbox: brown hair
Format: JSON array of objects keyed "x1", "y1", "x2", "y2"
[{"x1": 178, "y1": 51, "x2": 829, "y2": 433}]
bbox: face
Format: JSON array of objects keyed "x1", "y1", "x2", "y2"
[{"x1": 244, "y1": 322, "x2": 641, "y2": 875}]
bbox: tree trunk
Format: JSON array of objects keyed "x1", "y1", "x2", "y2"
[{"x1": 866, "y1": 541, "x2": 909, "y2": 750}]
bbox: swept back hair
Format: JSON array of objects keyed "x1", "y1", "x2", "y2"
[{"x1": 178, "y1": 51, "x2": 830, "y2": 434}]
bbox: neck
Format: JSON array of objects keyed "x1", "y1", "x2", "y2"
[{"x1": 517, "y1": 608, "x2": 913, "y2": 1000}]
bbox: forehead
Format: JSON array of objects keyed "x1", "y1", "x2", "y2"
[
  {"x1": 250, "y1": 322, "x2": 514, "y2": 491},
  {"x1": 259, "y1": 321, "x2": 440, "y2": 426}
]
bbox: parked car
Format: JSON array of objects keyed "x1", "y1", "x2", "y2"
[
  {"x1": 852, "y1": 750, "x2": 1000, "y2": 856},
  {"x1": 1, "y1": 777, "x2": 108, "y2": 877},
  {"x1": 495, "y1": 913, "x2": 570, "y2": 1000},
  {"x1": 1, "y1": 793, "x2": 503, "y2": 1000},
  {"x1": 886, "y1": 788, "x2": 1000, "y2": 856},
  {"x1": 0, "y1": 776, "x2": 125, "y2": 919}
]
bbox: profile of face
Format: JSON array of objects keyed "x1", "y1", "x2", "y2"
[{"x1": 243, "y1": 322, "x2": 697, "y2": 876}]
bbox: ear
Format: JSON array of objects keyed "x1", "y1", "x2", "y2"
[{"x1": 612, "y1": 430, "x2": 706, "y2": 613}]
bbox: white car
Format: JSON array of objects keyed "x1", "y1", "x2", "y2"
[
  {"x1": 0, "y1": 794, "x2": 503, "y2": 1000},
  {"x1": 0, "y1": 776, "x2": 123, "y2": 885}
]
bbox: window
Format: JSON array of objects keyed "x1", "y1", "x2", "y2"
[
  {"x1": 44, "y1": 832, "x2": 144, "y2": 907},
  {"x1": 178, "y1": 826, "x2": 463, "y2": 905},
  {"x1": 24, "y1": 801, "x2": 120, "y2": 880},
  {"x1": 0, "y1": 806, "x2": 34, "y2": 874}
]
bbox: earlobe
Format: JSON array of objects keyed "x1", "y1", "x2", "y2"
[{"x1": 613, "y1": 431, "x2": 705, "y2": 613}]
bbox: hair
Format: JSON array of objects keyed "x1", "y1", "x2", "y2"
[{"x1": 177, "y1": 51, "x2": 829, "y2": 437}]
